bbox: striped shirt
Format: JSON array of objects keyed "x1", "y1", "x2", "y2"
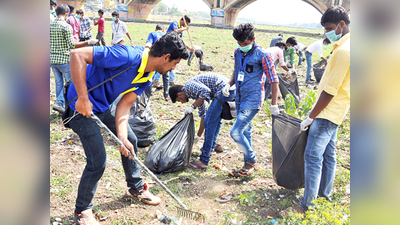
[
  {"x1": 79, "y1": 16, "x2": 92, "y2": 38},
  {"x1": 50, "y1": 18, "x2": 75, "y2": 64},
  {"x1": 184, "y1": 73, "x2": 229, "y2": 118}
]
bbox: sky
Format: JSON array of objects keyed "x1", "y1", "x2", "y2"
[{"x1": 160, "y1": 0, "x2": 323, "y2": 25}]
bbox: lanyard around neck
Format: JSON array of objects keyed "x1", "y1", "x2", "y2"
[{"x1": 240, "y1": 51, "x2": 250, "y2": 72}]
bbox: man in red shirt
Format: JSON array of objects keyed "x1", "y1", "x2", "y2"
[{"x1": 93, "y1": 9, "x2": 106, "y2": 46}]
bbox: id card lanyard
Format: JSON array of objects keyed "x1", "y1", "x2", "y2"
[{"x1": 238, "y1": 52, "x2": 249, "y2": 82}]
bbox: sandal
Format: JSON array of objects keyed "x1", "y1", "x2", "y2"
[
  {"x1": 188, "y1": 160, "x2": 208, "y2": 170},
  {"x1": 239, "y1": 162, "x2": 259, "y2": 176}
]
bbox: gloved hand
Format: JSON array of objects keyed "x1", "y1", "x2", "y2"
[
  {"x1": 130, "y1": 40, "x2": 134, "y2": 46},
  {"x1": 300, "y1": 116, "x2": 314, "y2": 131},
  {"x1": 222, "y1": 84, "x2": 230, "y2": 97},
  {"x1": 270, "y1": 105, "x2": 279, "y2": 116},
  {"x1": 194, "y1": 135, "x2": 200, "y2": 143},
  {"x1": 82, "y1": 31, "x2": 87, "y2": 37},
  {"x1": 184, "y1": 105, "x2": 195, "y2": 114},
  {"x1": 292, "y1": 68, "x2": 297, "y2": 74},
  {"x1": 88, "y1": 39, "x2": 99, "y2": 45}
]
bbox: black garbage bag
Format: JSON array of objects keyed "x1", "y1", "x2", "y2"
[
  {"x1": 313, "y1": 60, "x2": 327, "y2": 83},
  {"x1": 278, "y1": 73, "x2": 300, "y2": 107},
  {"x1": 272, "y1": 113, "x2": 308, "y2": 190},
  {"x1": 144, "y1": 113, "x2": 195, "y2": 174},
  {"x1": 110, "y1": 85, "x2": 156, "y2": 147}
]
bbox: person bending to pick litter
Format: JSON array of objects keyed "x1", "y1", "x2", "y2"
[
  {"x1": 226, "y1": 23, "x2": 279, "y2": 177},
  {"x1": 282, "y1": 5, "x2": 350, "y2": 216},
  {"x1": 168, "y1": 73, "x2": 235, "y2": 169},
  {"x1": 64, "y1": 32, "x2": 189, "y2": 225}
]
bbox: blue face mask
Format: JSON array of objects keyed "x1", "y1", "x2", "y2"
[
  {"x1": 324, "y1": 43, "x2": 328, "y2": 46},
  {"x1": 112, "y1": 17, "x2": 117, "y2": 21},
  {"x1": 325, "y1": 22, "x2": 343, "y2": 42},
  {"x1": 76, "y1": 15, "x2": 81, "y2": 19},
  {"x1": 238, "y1": 43, "x2": 252, "y2": 53},
  {"x1": 50, "y1": 9, "x2": 55, "y2": 14}
]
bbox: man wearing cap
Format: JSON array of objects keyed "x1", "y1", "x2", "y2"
[{"x1": 111, "y1": 11, "x2": 133, "y2": 46}]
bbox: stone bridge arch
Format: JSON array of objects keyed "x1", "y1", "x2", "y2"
[{"x1": 59, "y1": 0, "x2": 350, "y2": 27}]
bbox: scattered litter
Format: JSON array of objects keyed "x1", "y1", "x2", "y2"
[
  {"x1": 213, "y1": 163, "x2": 222, "y2": 170},
  {"x1": 243, "y1": 181, "x2": 246, "y2": 184},
  {"x1": 221, "y1": 166, "x2": 230, "y2": 172},
  {"x1": 216, "y1": 153, "x2": 229, "y2": 160},
  {"x1": 68, "y1": 140, "x2": 73, "y2": 145},
  {"x1": 105, "y1": 182, "x2": 111, "y2": 189},
  {"x1": 215, "y1": 190, "x2": 234, "y2": 203},
  {"x1": 76, "y1": 175, "x2": 81, "y2": 179},
  {"x1": 267, "y1": 219, "x2": 276, "y2": 224},
  {"x1": 251, "y1": 179, "x2": 268, "y2": 185},
  {"x1": 159, "y1": 215, "x2": 180, "y2": 225},
  {"x1": 279, "y1": 195, "x2": 285, "y2": 198},
  {"x1": 55, "y1": 218, "x2": 61, "y2": 222},
  {"x1": 100, "y1": 217, "x2": 108, "y2": 221}
]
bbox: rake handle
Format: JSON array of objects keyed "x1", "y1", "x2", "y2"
[
  {"x1": 90, "y1": 113, "x2": 188, "y2": 210},
  {"x1": 181, "y1": 13, "x2": 200, "y2": 72}
]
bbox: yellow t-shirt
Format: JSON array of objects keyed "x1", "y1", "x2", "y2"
[{"x1": 315, "y1": 33, "x2": 350, "y2": 125}]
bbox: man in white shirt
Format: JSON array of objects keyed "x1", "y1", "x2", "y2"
[
  {"x1": 294, "y1": 42, "x2": 307, "y2": 66},
  {"x1": 304, "y1": 38, "x2": 331, "y2": 83},
  {"x1": 111, "y1": 11, "x2": 133, "y2": 46}
]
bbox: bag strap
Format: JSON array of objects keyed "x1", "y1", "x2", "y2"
[
  {"x1": 214, "y1": 96, "x2": 224, "y2": 105},
  {"x1": 67, "y1": 46, "x2": 140, "y2": 105}
]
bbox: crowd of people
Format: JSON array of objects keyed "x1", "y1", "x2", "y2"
[{"x1": 50, "y1": 0, "x2": 350, "y2": 223}]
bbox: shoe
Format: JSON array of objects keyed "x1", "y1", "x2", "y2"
[
  {"x1": 302, "y1": 58, "x2": 305, "y2": 62},
  {"x1": 74, "y1": 209, "x2": 100, "y2": 225},
  {"x1": 306, "y1": 80, "x2": 314, "y2": 84},
  {"x1": 128, "y1": 183, "x2": 161, "y2": 205},
  {"x1": 52, "y1": 104, "x2": 65, "y2": 114},
  {"x1": 169, "y1": 82, "x2": 175, "y2": 86},
  {"x1": 214, "y1": 144, "x2": 224, "y2": 153},
  {"x1": 310, "y1": 78, "x2": 315, "y2": 82}
]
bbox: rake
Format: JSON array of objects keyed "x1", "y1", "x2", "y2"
[{"x1": 91, "y1": 113, "x2": 206, "y2": 223}]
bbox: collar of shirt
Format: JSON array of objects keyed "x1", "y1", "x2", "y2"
[
  {"x1": 132, "y1": 48, "x2": 154, "y2": 84},
  {"x1": 332, "y1": 33, "x2": 350, "y2": 52}
]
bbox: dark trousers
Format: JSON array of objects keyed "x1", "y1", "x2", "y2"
[
  {"x1": 79, "y1": 37, "x2": 90, "y2": 42},
  {"x1": 95, "y1": 32, "x2": 106, "y2": 46},
  {"x1": 68, "y1": 108, "x2": 143, "y2": 212}
]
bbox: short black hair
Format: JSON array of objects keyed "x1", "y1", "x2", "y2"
[
  {"x1": 67, "y1": 4, "x2": 75, "y2": 13},
  {"x1": 150, "y1": 32, "x2": 189, "y2": 61},
  {"x1": 56, "y1": 4, "x2": 70, "y2": 16},
  {"x1": 286, "y1": 36, "x2": 298, "y2": 45},
  {"x1": 50, "y1": 0, "x2": 57, "y2": 6},
  {"x1": 278, "y1": 33, "x2": 283, "y2": 37},
  {"x1": 76, "y1": 9, "x2": 83, "y2": 15},
  {"x1": 168, "y1": 85, "x2": 184, "y2": 103},
  {"x1": 180, "y1": 15, "x2": 191, "y2": 24},
  {"x1": 275, "y1": 40, "x2": 286, "y2": 48},
  {"x1": 323, "y1": 38, "x2": 331, "y2": 44},
  {"x1": 195, "y1": 49, "x2": 203, "y2": 58},
  {"x1": 156, "y1": 24, "x2": 164, "y2": 31},
  {"x1": 98, "y1": 9, "x2": 104, "y2": 15},
  {"x1": 321, "y1": 5, "x2": 350, "y2": 26},
  {"x1": 111, "y1": 11, "x2": 119, "y2": 16},
  {"x1": 232, "y1": 23, "x2": 254, "y2": 43}
]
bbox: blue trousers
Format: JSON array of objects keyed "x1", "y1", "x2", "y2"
[
  {"x1": 305, "y1": 51, "x2": 313, "y2": 81},
  {"x1": 69, "y1": 108, "x2": 144, "y2": 213},
  {"x1": 300, "y1": 118, "x2": 339, "y2": 212},
  {"x1": 51, "y1": 63, "x2": 71, "y2": 107}
]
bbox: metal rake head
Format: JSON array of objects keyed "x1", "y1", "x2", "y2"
[{"x1": 177, "y1": 207, "x2": 206, "y2": 223}]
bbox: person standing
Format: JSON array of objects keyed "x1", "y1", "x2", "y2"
[
  {"x1": 65, "y1": 32, "x2": 189, "y2": 225},
  {"x1": 166, "y1": 15, "x2": 194, "y2": 85},
  {"x1": 283, "y1": 36, "x2": 298, "y2": 72},
  {"x1": 50, "y1": 0, "x2": 57, "y2": 22},
  {"x1": 93, "y1": 9, "x2": 106, "y2": 46},
  {"x1": 264, "y1": 40, "x2": 290, "y2": 100},
  {"x1": 50, "y1": 4, "x2": 98, "y2": 113},
  {"x1": 270, "y1": 33, "x2": 283, "y2": 47},
  {"x1": 145, "y1": 24, "x2": 170, "y2": 99},
  {"x1": 168, "y1": 73, "x2": 235, "y2": 169},
  {"x1": 66, "y1": 4, "x2": 81, "y2": 43},
  {"x1": 294, "y1": 42, "x2": 307, "y2": 66},
  {"x1": 226, "y1": 23, "x2": 279, "y2": 177},
  {"x1": 110, "y1": 11, "x2": 133, "y2": 46},
  {"x1": 304, "y1": 38, "x2": 331, "y2": 83},
  {"x1": 283, "y1": 6, "x2": 350, "y2": 216},
  {"x1": 76, "y1": 9, "x2": 93, "y2": 42}
]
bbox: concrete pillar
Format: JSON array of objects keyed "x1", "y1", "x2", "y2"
[
  {"x1": 127, "y1": 2, "x2": 156, "y2": 21},
  {"x1": 211, "y1": 8, "x2": 225, "y2": 26},
  {"x1": 56, "y1": 0, "x2": 86, "y2": 10},
  {"x1": 224, "y1": 6, "x2": 240, "y2": 27}
]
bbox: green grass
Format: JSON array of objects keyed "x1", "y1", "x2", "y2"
[{"x1": 50, "y1": 175, "x2": 74, "y2": 200}]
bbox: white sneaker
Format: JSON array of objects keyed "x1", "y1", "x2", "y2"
[{"x1": 73, "y1": 209, "x2": 100, "y2": 225}]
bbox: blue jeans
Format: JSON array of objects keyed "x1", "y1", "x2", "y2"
[
  {"x1": 68, "y1": 108, "x2": 144, "y2": 213},
  {"x1": 51, "y1": 63, "x2": 71, "y2": 107},
  {"x1": 230, "y1": 108, "x2": 259, "y2": 165},
  {"x1": 305, "y1": 51, "x2": 313, "y2": 81},
  {"x1": 169, "y1": 70, "x2": 175, "y2": 82},
  {"x1": 300, "y1": 118, "x2": 338, "y2": 212},
  {"x1": 199, "y1": 90, "x2": 235, "y2": 165},
  {"x1": 152, "y1": 72, "x2": 170, "y2": 98},
  {"x1": 298, "y1": 50, "x2": 304, "y2": 65}
]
